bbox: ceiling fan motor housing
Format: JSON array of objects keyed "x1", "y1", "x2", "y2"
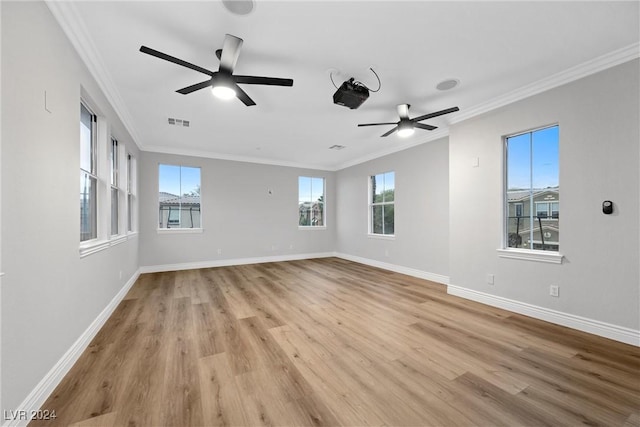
[{"x1": 333, "y1": 78, "x2": 370, "y2": 109}]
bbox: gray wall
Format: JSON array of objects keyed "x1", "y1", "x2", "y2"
[
  {"x1": 449, "y1": 60, "x2": 640, "y2": 330},
  {"x1": 335, "y1": 138, "x2": 450, "y2": 279},
  {"x1": 1, "y1": 2, "x2": 140, "y2": 411},
  {"x1": 139, "y1": 152, "x2": 335, "y2": 268}
]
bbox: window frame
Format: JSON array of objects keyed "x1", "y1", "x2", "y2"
[
  {"x1": 126, "y1": 153, "x2": 135, "y2": 234},
  {"x1": 500, "y1": 124, "x2": 562, "y2": 264},
  {"x1": 298, "y1": 176, "x2": 326, "y2": 229},
  {"x1": 80, "y1": 101, "x2": 98, "y2": 243},
  {"x1": 158, "y1": 164, "x2": 203, "y2": 233},
  {"x1": 110, "y1": 137, "x2": 121, "y2": 237},
  {"x1": 368, "y1": 171, "x2": 395, "y2": 238}
]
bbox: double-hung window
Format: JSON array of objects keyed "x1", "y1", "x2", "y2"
[
  {"x1": 110, "y1": 138, "x2": 120, "y2": 236},
  {"x1": 369, "y1": 171, "x2": 395, "y2": 236},
  {"x1": 127, "y1": 154, "x2": 134, "y2": 232},
  {"x1": 80, "y1": 103, "x2": 97, "y2": 242},
  {"x1": 298, "y1": 177, "x2": 325, "y2": 227},
  {"x1": 158, "y1": 164, "x2": 201, "y2": 229},
  {"x1": 505, "y1": 125, "x2": 559, "y2": 252}
]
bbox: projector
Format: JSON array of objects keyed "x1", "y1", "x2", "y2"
[{"x1": 333, "y1": 78, "x2": 369, "y2": 109}]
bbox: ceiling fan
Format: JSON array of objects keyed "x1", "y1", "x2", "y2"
[
  {"x1": 358, "y1": 104, "x2": 459, "y2": 137},
  {"x1": 139, "y1": 34, "x2": 293, "y2": 106}
]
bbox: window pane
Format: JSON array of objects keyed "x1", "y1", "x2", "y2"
[
  {"x1": 111, "y1": 188, "x2": 119, "y2": 235},
  {"x1": 299, "y1": 205, "x2": 311, "y2": 226},
  {"x1": 372, "y1": 205, "x2": 383, "y2": 234},
  {"x1": 383, "y1": 204, "x2": 394, "y2": 235},
  {"x1": 372, "y1": 174, "x2": 384, "y2": 203},
  {"x1": 110, "y1": 139, "x2": 118, "y2": 186},
  {"x1": 505, "y1": 125, "x2": 559, "y2": 252},
  {"x1": 80, "y1": 104, "x2": 93, "y2": 173},
  {"x1": 158, "y1": 164, "x2": 201, "y2": 229},
  {"x1": 383, "y1": 172, "x2": 395, "y2": 202},
  {"x1": 80, "y1": 172, "x2": 97, "y2": 241},
  {"x1": 128, "y1": 194, "x2": 133, "y2": 232},
  {"x1": 298, "y1": 176, "x2": 324, "y2": 227}
]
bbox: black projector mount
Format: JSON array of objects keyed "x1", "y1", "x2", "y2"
[{"x1": 331, "y1": 68, "x2": 381, "y2": 109}]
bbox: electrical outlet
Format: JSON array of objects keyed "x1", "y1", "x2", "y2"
[
  {"x1": 217, "y1": 248, "x2": 222, "y2": 255},
  {"x1": 550, "y1": 285, "x2": 559, "y2": 297},
  {"x1": 119, "y1": 270, "x2": 123, "y2": 280},
  {"x1": 486, "y1": 274, "x2": 494, "y2": 285}
]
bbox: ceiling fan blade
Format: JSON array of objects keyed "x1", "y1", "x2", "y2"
[
  {"x1": 219, "y1": 34, "x2": 243, "y2": 74},
  {"x1": 414, "y1": 123, "x2": 438, "y2": 131},
  {"x1": 381, "y1": 127, "x2": 398, "y2": 137},
  {"x1": 397, "y1": 104, "x2": 410, "y2": 120},
  {"x1": 140, "y1": 46, "x2": 214, "y2": 76},
  {"x1": 234, "y1": 75, "x2": 294, "y2": 86},
  {"x1": 358, "y1": 122, "x2": 398, "y2": 127},
  {"x1": 412, "y1": 106, "x2": 460, "y2": 123},
  {"x1": 233, "y1": 83, "x2": 256, "y2": 106},
  {"x1": 176, "y1": 79, "x2": 213, "y2": 94}
]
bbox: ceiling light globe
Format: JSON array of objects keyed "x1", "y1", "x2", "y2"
[
  {"x1": 397, "y1": 127, "x2": 415, "y2": 138},
  {"x1": 211, "y1": 85, "x2": 236, "y2": 100}
]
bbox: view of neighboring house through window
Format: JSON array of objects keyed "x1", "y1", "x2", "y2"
[
  {"x1": 369, "y1": 171, "x2": 395, "y2": 236},
  {"x1": 110, "y1": 138, "x2": 120, "y2": 235},
  {"x1": 158, "y1": 164, "x2": 201, "y2": 229},
  {"x1": 298, "y1": 177, "x2": 325, "y2": 227},
  {"x1": 505, "y1": 125, "x2": 559, "y2": 251},
  {"x1": 127, "y1": 154, "x2": 134, "y2": 232},
  {"x1": 80, "y1": 102, "x2": 97, "y2": 242}
]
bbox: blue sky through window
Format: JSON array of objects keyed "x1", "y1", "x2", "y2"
[
  {"x1": 507, "y1": 125, "x2": 559, "y2": 190},
  {"x1": 159, "y1": 164, "x2": 200, "y2": 196}
]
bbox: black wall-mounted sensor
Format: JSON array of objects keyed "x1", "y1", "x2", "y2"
[{"x1": 602, "y1": 200, "x2": 613, "y2": 214}]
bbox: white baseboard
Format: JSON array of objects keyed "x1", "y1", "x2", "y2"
[
  {"x1": 3, "y1": 270, "x2": 141, "y2": 427},
  {"x1": 447, "y1": 284, "x2": 640, "y2": 347},
  {"x1": 333, "y1": 252, "x2": 450, "y2": 285},
  {"x1": 139, "y1": 252, "x2": 335, "y2": 274}
]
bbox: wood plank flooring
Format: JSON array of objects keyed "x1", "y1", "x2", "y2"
[{"x1": 31, "y1": 258, "x2": 640, "y2": 426}]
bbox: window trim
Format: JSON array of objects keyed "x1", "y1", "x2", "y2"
[
  {"x1": 298, "y1": 176, "x2": 326, "y2": 229},
  {"x1": 368, "y1": 171, "x2": 395, "y2": 237},
  {"x1": 158, "y1": 163, "x2": 203, "y2": 231},
  {"x1": 501, "y1": 123, "x2": 563, "y2": 263},
  {"x1": 80, "y1": 101, "x2": 98, "y2": 243}
]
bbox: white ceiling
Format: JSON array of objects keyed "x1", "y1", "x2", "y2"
[{"x1": 50, "y1": 1, "x2": 639, "y2": 170}]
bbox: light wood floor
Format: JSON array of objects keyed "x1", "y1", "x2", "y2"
[{"x1": 32, "y1": 258, "x2": 639, "y2": 426}]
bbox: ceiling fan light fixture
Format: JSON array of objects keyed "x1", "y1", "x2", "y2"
[
  {"x1": 211, "y1": 85, "x2": 236, "y2": 100},
  {"x1": 397, "y1": 122, "x2": 415, "y2": 138}
]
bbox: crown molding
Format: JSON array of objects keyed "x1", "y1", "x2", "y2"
[
  {"x1": 142, "y1": 144, "x2": 336, "y2": 171},
  {"x1": 451, "y1": 42, "x2": 640, "y2": 125},
  {"x1": 45, "y1": 1, "x2": 143, "y2": 151}
]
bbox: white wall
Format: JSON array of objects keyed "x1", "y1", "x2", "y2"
[
  {"x1": 449, "y1": 60, "x2": 639, "y2": 331},
  {"x1": 335, "y1": 138, "x2": 450, "y2": 281},
  {"x1": 1, "y1": 1, "x2": 140, "y2": 412},
  {"x1": 139, "y1": 152, "x2": 335, "y2": 269}
]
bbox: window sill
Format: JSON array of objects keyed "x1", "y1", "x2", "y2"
[
  {"x1": 110, "y1": 234, "x2": 128, "y2": 247},
  {"x1": 367, "y1": 233, "x2": 395, "y2": 240},
  {"x1": 127, "y1": 231, "x2": 138, "y2": 239},
  {"x1": 298, "y1": 226, "x2": 327, "y2": 231},
  {"x1": 79, "y1": 239, "x2": 110, "y2": 258},
  {"x1": 157, "y1": 228, "x2": 204, "y2": 235},
  {"x1": 496, "y1": 248, "x2": 563, "y2": 264}
]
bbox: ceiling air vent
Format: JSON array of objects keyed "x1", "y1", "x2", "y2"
[
  {"x1": 329, "y1": 145, "x2": 346, "y2": 150},
  {"x1": 167, "y1": 117, "x2": 190, "y2": 127}
]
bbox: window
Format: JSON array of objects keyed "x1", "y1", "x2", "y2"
[
  {"x1": 158, "y1": 164, "x2": 201, "y2": 229},
  {"x1": 369, "y1": 171, "x2": 395, "y2": 236},
  {"x1": 127, "y1": 154, "x2": 134, "y2": 232},
  {"x1": 505, "y1": 125, "x2": 559, "y2": 252},
  {"x1": 298, "y1": 177, "x2": 325, "y2": 227},
  {"x1": 110, "y1": 138, "x2": 120, "y2": 236},
  {"x1": 80, "y1": 103, "x2": 97, "y2": 242}
]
